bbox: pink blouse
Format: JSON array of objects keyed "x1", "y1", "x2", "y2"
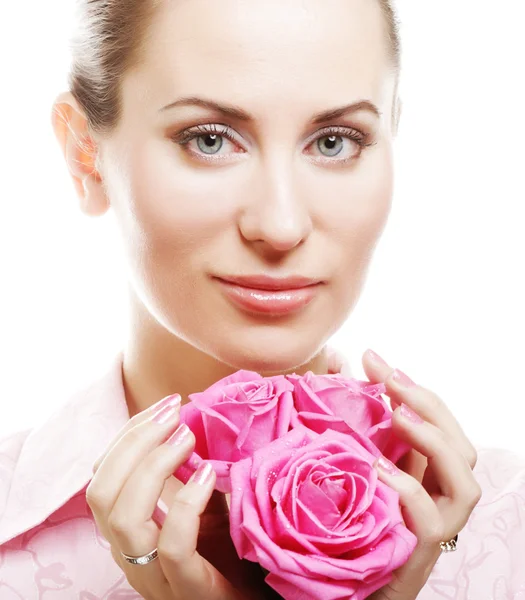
[{"x1": 0, "y1": 351, "x2": 524, "y2": 599}]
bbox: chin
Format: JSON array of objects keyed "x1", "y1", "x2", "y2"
[{"x1": 213, "y1": 328, "x2": 327, "y2": 375}]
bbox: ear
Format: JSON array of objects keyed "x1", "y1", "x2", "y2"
[{"x1": 50, "y1": 91, "x2": 109, "y2": 217}]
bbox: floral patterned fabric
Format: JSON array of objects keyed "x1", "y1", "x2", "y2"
[{"x1": 0, "y1": 350, "x2": 524, "y2": 599}]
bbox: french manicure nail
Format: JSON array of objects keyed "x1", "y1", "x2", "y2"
[
  {"x1": 149, "y1": 393, "x2": 181, "y2": 414},
  {"x1": 190, "y1": 462, "x2": 214, "y2": 486},
  {"x1": 152, "y1": 402, "x2": 180, "y2": 425},
  {"x1": 366, "y1": 349, "x2": 388, "y2": 367},
  {"x1": 400, "y1": 403, "x2": 424, "y2": 424},
  {"x1": 376, "y1": 456, "x2": 401, "y2": 476},
  {"x1": 392, "y1": 369, "x2": 416, "y2": 388},
  {"x1": 166, "y1": 423, "x2": 191, "y2": 446}
]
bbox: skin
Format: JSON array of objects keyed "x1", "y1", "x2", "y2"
[
  {"x1": 52, "y1": 0, "x2": 398, "y2": 416},
  {"x1": 51, "y1": 0, "x2": 481, "y2": 598}
]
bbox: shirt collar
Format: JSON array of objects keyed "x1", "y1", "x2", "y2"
[
  {"x1": 0, "y1": 350, "x2": 130, "y2": 545},
  {"x1": 0, "y1": 346, "x2": 350, "y2": 546}
]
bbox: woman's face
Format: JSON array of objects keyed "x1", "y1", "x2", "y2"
[{"x1": 97, "y1": 0, "x2": 398, "y2": 372}]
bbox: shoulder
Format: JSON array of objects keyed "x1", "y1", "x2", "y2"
[
  {"x1": 420, "y1": 446, "x2": 525, "y2": 599},
  {"x1": 0, "y1": 427, "x2": 33, "y2": 457},
  {"x1": 0, "y1": 428, "x2": 33, "y2": 515},
  {"x1": 0, "y1": 350, "x2": 130, "y2": 548},
  {"x1": 0, "y1": 487, "x2": 141, "y2": 598},
  {"x1": 474, "y1": 446, "x2": 525, "y2": 496}
]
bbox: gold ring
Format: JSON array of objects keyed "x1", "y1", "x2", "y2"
[{"x1": 439, "y1": 534, "x2": 458, "y2": 553}]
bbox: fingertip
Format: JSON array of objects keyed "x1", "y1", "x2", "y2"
[
  {"x1": 189, "y1": 462, "x2": 215, "y2": 487},
  {"x1": 390, "y1": 398, "x2": 401, "y2": 410},
  {"x1": 362, "y1": 350, "x2": 394, "y2": 385},
  {"x1": 364, "y1": 349, "x2": 390, "y2": 368},
  {"x1": 146, "y1": 394, "x2": 182, "y2": 419},
  {"x1": 375, "y1": 456, "x2": 403, "y2": 477},
  {"x1": 173, "y1": 462, "x2": 216, "y2": 512}
]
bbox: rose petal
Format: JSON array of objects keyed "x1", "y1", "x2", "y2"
[
  {"x1": 229, "y1": 427, "x2": 418, "y2": 600},
  {"x1": 296, "y1": 478, "x2": 341, "y2": 532},
  {"x1": 196, "y1": 370, "x2": 263, "y2": 395}
]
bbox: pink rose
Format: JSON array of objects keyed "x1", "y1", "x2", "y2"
[
  {"x1": 287, "y1": 372, "x2": 410, "y2": 464},
  {"x1": 229, "y1": 426, "x2": 418, "y2": 600},
  {"x1": 176, "y1": 370, "x2": 295, "y2": 492}
]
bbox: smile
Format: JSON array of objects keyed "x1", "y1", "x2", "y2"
[{"x1": 213, "y1": 276, "x2": 323, "y2": 316}]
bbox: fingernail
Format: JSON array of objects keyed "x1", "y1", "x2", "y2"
[
  {"x1": 392, "y1": 368, "x2": 416, "y2": 388},
  {"x1": 376, "y1": 456, "x2": 401, "y2": 476},
  {"x1": 400, "y1": 403, "x2": 424, "y2": 424},
  {"x1": 366, "y1": 349, "x2": 388, "y2": 367},
  {"x1": 190, "y1": 462, "x2": 214, "y2": 486},
  {"x1": 166, "y1": 423, "x2": 191, "y2": 446},
  {"x1": 152, "y1": 401, "x2": 180, "y2": 425},
  {"x1": 149, "y1": 394, "x2": 181, "y2": 413}
]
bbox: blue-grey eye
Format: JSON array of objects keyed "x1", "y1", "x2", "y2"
[
  {"x1": 197, "y1": 133, "x2": 223, "y2": 154},
  {"x1": 317, "y1": 135, "x2": 344, "y2": 157}
]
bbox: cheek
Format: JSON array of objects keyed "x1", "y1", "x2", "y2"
[
  {"x1": 322, "y1": 148, "x2": 394, "y2": 257},
  {"x1": 121, "y1": 146, "x2": 241, "y2": 259}
]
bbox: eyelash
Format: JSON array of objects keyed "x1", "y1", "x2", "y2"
[{"x1": 171, "y1": 123, "x2": 376, "y2": 165}]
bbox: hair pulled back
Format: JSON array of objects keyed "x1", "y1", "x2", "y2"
[{"x1": 67, "y1": 0, "x2": 401, "y2": 137}]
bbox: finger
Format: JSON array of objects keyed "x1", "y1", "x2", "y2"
[
  {"x1": 108, "y1": 423, "x2": 195, "y2": 557},
  {"x1": 362, "y1": 350, "x2": 477, "y2": 469},
  {"x1": 361, "y1": 349, "x2": 398, "y2": 409},
  {"x1": 159, "y1": 464, "x2": 242, "y2": 600},
  {"x1": 86, "y1": 397, "x2": 182, "y2": 540},
  {"x1": 92, "y1": 393, "x2": 182, "y2": 474},
  {"x1": 391, "y1": 403, "x2": 482, "y2": 534},
  {"x1": 362, "y1": 348, "x2": 394, "y2": 382},
  {"x1": 373, "y1": 456, "x2": 444, "y2": 589},
  {"x1": 362, "y1": 351, "x2": 425, "y2": 479},
  {"x1": 109, "y1": 544, "x2": 172, "y2": 600},
  {"x1": 395, "y1": 448, "x2": 428, "y2": 485},
  {"x1": 385, "y1": 369, "x2": 478, "y2": 470},
  {"x1": 105, "y1": 424, "x2": 197, "y2": 599}
]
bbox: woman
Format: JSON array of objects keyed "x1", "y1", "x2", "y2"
[{"x1": 0, "y1": 0, "x2": 523, "y2": 598}]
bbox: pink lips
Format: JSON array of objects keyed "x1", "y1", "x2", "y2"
[{"x1": 214, "y1": 275, "x2": 323, "y2": 316}]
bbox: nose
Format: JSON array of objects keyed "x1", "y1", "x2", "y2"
[{"x1": 238, "y1": 158, "x2": 313, "y2": 254}]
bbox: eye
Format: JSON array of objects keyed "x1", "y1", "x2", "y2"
[
  {"x1": 171, "y1": 123, "x2": 375, "y2": 164},
  {"x1": 195, "y1": 133, "x2": 223, "y2": 155},
  {"x1": 171, "y1": 124, "x2": 242, "y2": 161},
  {"x1": 306, "y1": 126, "x2": 376, "y2": 164},
  {"x1": 318, "y1": 135, "x2": 345, "y2": 157}
]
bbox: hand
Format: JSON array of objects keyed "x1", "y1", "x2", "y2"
[
  {"x1": 361, "y1": 350, "x2": 482, "y2": 600},
  {"x1": 86, "y1": 395, "x2": 247, "y2": 600}
]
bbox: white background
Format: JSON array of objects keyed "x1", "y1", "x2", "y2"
[{"x1": 1, "y1": 1, "x2": 524, "y2": 456}]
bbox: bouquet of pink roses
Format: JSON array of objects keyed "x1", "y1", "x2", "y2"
[{"x1": 172, "y1": 370, "x2": 418, "y2": 600}]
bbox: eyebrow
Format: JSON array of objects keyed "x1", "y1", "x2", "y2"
[{"x1": 159, "y1": 96, "x2": 382, "y2": 123}]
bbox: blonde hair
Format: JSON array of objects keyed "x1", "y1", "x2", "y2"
[{"x1": 68, "y1": 0, "x2": 401, "y2": 137}]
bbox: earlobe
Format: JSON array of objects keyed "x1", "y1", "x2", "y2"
[{"x1": 50, "y1": 91, "x2": 109, "y2": 217}]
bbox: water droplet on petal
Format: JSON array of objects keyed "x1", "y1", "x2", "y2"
[{"x1": 267, "y1": 470, "x2": 278, "y2": 483}]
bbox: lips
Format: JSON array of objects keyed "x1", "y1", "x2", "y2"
[
  {"x1": 214, "y1": 275, "x2": 323, "y2": 316},
  {"x1": 217, "y1": 274, "x2": 322, "y2": 291}
]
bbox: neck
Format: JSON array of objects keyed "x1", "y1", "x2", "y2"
[{"x1": 122, "y1": 288, "x2": 331, "y2": 418}]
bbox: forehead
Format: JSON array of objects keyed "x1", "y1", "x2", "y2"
[{"x1": 125, "y1": 0, "x2": 393, "y2": 123}]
